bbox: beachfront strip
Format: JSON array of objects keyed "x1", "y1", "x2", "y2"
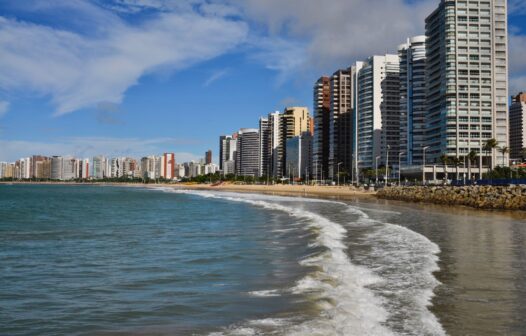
[
  {"x1": 0, "y1": 153, "x2": 217, "y2": 181},
  {"x1": 220, "y1": 0, "x2": 526, "y2": 184},
  {"x1": 2, "y1": 0, "x2": 526, "y2": 185}
]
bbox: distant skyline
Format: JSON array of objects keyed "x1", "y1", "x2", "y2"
[{"x1": 1, "y1": 0, "x2": 525, "y2": 162}]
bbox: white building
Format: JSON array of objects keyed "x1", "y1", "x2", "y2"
[
  {"x1": 425, "y1": 0, "x2": 508, "y2": 172},
  {"x1": 354, "y1": 54, "x2": 400, "y2": 169}
]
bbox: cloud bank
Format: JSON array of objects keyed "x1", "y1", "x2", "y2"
[{"x1": 0, "y1": 1, "x2": 247, "y2": 115}]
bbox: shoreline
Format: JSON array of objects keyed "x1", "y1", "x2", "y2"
[
  {"x1": 3, "y1": 181, "x2": 526, "y2": 215},
  {"x1": 0, "y1": 181, "x2": 376, "y2": 199}
]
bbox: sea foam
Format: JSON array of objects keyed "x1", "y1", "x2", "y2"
[{"x1": 157, "y1": 188, "x2": 445, "y2": 336}]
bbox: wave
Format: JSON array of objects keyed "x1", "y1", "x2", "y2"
[{"x1": 155, "y1": 188, "x2": 445, "y2": 336}]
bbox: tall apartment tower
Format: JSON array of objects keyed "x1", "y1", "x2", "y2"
[
  {"x1": 329, "y1": 69, "x2": 354, "y2": 179},
  {"x1": 51, "y1": 156, "x2": 63, "y2": 180},
  {"x1": 274, "y1": 107, "x2": 311, "y2": 178},
  {"x1": 205, "y1": 150, "x2": 212, "y2": 165},
  {"x1": 313, "y1": 76, "x2": 331, "y2": 181},
  {"x1": 399, "y1": 36, "x2": 427, "y2": 166},
  {"x1": 258, "y1": 117, "x2": 270, "y2": 178},
  {"x1": 161, "y1": 153, "x2": 175, "y2": 180},
  {"x1": 219, "y1": 135, "x2": 237, "y2": 172},
  {"x1": 425, "y1": 0, "x2": 508, "y2": 169},
  {"x1": 236, "y1": 128, "x2": 260, "y2": 177},
  {"x1": 509, "y1": 92, "x2": 526, "y2": 161},
  {"x1": 92, "y1": 156, "x2": 107, "y2": 179},
  {"x1": 354, "y1": 54, "x2": 400, "y2": 169}
]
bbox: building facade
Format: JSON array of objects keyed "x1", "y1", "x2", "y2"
[
  {"x1": 399, "y1": 36, "x2": 427, "y2": 167},
  {"x1": 236, "y1": 128, "x2": 259, "y2": 177},
  {"x1": 219, "y1": 135, "x2": 237, "y2": 174},
  {"x1": 161, "y1": 153, "x2": 175, "y2": 180},
  {"x1": 285, "y1": 133, "x2": 313, "y2": 181},
  {"x1": 510, "y1": 92, "x2": 526, "y2": 161},
  {"x1": 425, "y1": 0, "x2": 508, "y2": 170},
  {"x1": 329, "y1": 69, "x2": 354, "y2": 180},
  {"x1": 354, "y1": 54, "x2": 400, "y2": 170},
  {"x1": 313, "y1": 76, "x2": 331, "y2": 181}
]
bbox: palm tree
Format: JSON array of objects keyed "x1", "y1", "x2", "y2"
[
  {"x1": 452, "y1": 157, "x2": 463, "y2": 181},
  {"x1": 521, "y1": 147, "x2": 526, "y2": 162},
  {"x1": 483, "y1": 138, "x2": 498, "y2": 170},
  {"x1": 498, "y1": 146, "x2": 509, "y2": 167},
  {"x1": 467, "y1": 150, "x2": 478, "y2": 181},
  {"x1": 439, "y1": 154, "x2": 450, "y2": 181}
]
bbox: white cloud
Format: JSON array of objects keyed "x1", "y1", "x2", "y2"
[
  {"x1": 0, "y1": 2, "x2": 247, "y2": 115},
  {"x1": 229, "y1": 0, "x2": 435, "y2": 74},
  {"x1": 203, "y1": 69, "x2": 229, "y2": 87},
  {"x1": 0, "y1": 100, "x2": 9, "y2": 117},
  {"x1": 0, "y1": 137, "x2": 202, "y2": 162},
  {"x1": 509, "y1": 0, "x2": 526, "y2": 16}
]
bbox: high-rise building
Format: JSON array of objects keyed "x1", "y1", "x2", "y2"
[
  {"x1": 219, "y1": 135, "x2": 237, "y2": 173},
  {"x1": 425, "y1": 0, "x2": 508, "y2": 173},
  {"x1": 161, "y1": 153, "x2": 175, "y2": 180},
  {"x1": 285, "y1": 133, "x2": 313, "y2": 181},
  {"x1": 277, "y1": 107, "x2": 311, "y2": 178},
  {"x1": 110, "y1": 157, "x2": 124, "y2": 178},
  {"x1": 236, "y1": 128, "x2": 259, "y2": 177},
  {"x1": 510, "y1": 92, "x2": 526, "y2": 161},
  {"x1": 258, "y1": 116, "x2": 270, "y2": 178},
  {"x1": 329, "y1": 69, "x2": 354, "y2": 180},
  {"x1": 205, "y1": 150, "x2": 212, "y2": 165},
  {"x1": 62, "y1": 157, "x2": 77, "y2": 180},
  {"x1": 313, "y1": 76, "x2": 331, "y2": 181},
  {"x1": 78, "y1": 158, "x2": 90, "y2": 179},
  {"x1": 354, "y1": 54, "x2": 400, "y2": 170},
  {"x1": 399, "y1": 36, "x2": 427, "y2": 167},
  {"x1": 92, "y1": 156, "x2": 107, "y2": 179},
  {"x1": 51, "y1": 156, "x2": 63, "y2": 180},
  {"x1": 141, "y1": 156, "x2": 158, "y2": 179},
  {"x1": 31, "y1": 156, "x2": 50, "y2": 179}
]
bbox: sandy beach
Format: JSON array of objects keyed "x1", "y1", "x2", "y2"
[
  {"x1": 174, "y1": 183, "x2": 376, "y2": 199},
  {"x1": 0, "y1": 181, "x2": 376, "y2": 199}
]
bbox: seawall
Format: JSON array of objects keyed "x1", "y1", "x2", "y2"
[{"x1": 377, "y1": 185, "x2": 526, "y2": 210}]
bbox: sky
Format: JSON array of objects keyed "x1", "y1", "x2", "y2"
[{"x1": 0, "y1": 0, "x2": 525, "y2": 163}]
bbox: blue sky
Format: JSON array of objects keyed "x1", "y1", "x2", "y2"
[{"x1": 0, "y1": 0, "x2": 525, "y2": 163}]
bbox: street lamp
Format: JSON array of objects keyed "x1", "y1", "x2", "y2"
[
  {"x1": 337, "y1": 162, "x2": 343, "y2": 186},
  {"x1": 385, "y1": 145, "x2": 390, "y2": 186},
  {"x1": 398, "y1": 151, "x2": 405, "y2": 186},
  {"x1": 375, "y1": 155, "x2": 381, "y2": 185},
  {"x1": 422, "y1": 146, "x2": 429, "y2": 185}
]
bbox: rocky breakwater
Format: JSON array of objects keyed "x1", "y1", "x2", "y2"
[{"x1": 377, "y1": 185, "x2": 526, "y2": 210}]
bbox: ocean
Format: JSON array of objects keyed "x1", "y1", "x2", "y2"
[{"x1": 1, "y1": 185, "x2": 525, "y2": 335}]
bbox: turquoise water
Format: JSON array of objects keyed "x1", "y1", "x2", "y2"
[
  {"x1": 0, "y1": 185, "x2": 317, "y2": 335},
  {"x1": 1, "y1": 185, "x2": 525, "y2": 335}
]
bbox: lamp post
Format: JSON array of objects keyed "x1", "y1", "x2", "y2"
[
  {"x1": 422, "y1": 146, "x2": 429, "y2": 185},
  {"x1": 337, "y1": 162, "x2": 343, "y2": 186},
  {"x1": 398, "y1": 151, "x2": 405, "y2": 186},
  {"x1": 385, "y1": 145, "x2": 390, "y2": 186},
  {"x1": 375, "y1": 155, "x2": 381, "y2": 185}
]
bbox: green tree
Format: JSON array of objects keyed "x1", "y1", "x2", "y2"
[
  {"x1": 467, "y1": 150, "x2": 478, "y2": 181},
  {"x1": 439, "y1": 154, "x2": 450, "y2": 180},
  {"x1": 483, "y1": 138, "x2": 498, "y2": 170},
  {"x1": 498, "y1": 146, "x2": 509, "y2": 167}
]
